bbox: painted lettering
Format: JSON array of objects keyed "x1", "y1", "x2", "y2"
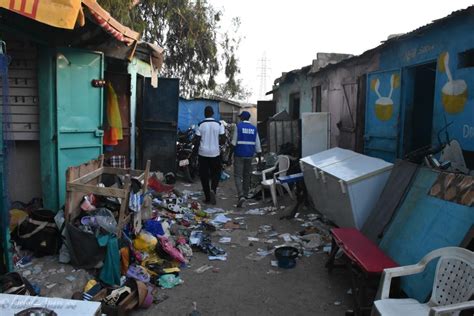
[
  {"x1": 418, "y1": 44, "x2": 434, "y2": 55},
  {"x1": 404, "y1": 48, "x2": 417, "y2": 62},
  {"x1": 463, "y1": 124, "x2": 474, "y2": 138}
]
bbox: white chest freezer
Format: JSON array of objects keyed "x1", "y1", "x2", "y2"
[{"x1": 300, "y1": 148, "x2": 393, "y2": 229}]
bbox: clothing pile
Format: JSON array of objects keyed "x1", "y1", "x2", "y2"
[{"x1": 7, "y1": 172, "x2": 233, "y2": 314}]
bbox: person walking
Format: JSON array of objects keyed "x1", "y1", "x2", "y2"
[
  {"x1": 194, "y1": 106, "x2": 225, "y2": 204},
  {"x1": 230, "y1": 111, "x2": 261, "y2": 207}
]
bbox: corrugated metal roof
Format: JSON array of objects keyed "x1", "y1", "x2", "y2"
[{"x1": 383, "y1": 5, "x2": 474, "y2": 44}]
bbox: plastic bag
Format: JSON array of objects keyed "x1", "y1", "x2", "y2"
[
  {"x1": 133, "y1": 232, "x2": 158, "y2": 252},
  {"x1": 93, "y1": 208, "x2": 117, "y2": 235},
  {"x1": 158, "y1": 274, "x2": 183, "y2": 289}
]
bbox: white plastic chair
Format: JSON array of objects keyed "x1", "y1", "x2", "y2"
[
  {"x1": 261, "y1": 155, "x2": 294, "y2": 207},
  {"x1": 372, "y1": 247, "x2": 474, "y2": 316}
]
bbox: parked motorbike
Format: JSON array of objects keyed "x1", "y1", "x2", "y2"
[{"x1": 176, "y1": 127, "x2": 198, "y2": 182}]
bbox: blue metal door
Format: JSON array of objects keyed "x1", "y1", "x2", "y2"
[
  {"x1": 364, "y1": 70, "x2": 401, "y2": 162},
  {"x1": 56, "y1": 49, "x2": 103, "y2": 206},
  {"x1": 140, "y1": 78, "x2": 179, "y2": 173}
]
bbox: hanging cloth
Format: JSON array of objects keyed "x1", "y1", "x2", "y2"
[
  {"x1": 103, "y1": 82, "x2": 123, "y2": 146},
  {"x1": 98, "y1": 234, "x2": 121, "y2": 286}
]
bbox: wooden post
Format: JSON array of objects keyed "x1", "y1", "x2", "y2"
[
  {"x1": 117, "y1": 174, "x2": 131, "y2": 238},
  {"x1": 142, "y1": 160, "x2": 151, "y2": 192},
  {"x1": 65, "y1": 167, "x2": 74, "y2": 223}
]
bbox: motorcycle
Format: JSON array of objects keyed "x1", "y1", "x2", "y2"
[{"x1": 176, "y1": 127, "x2": 198, "y2": 182}]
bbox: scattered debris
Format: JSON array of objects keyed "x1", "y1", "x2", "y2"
[
  {"x1": 208, "y1": 255, "x2": 227, "y2": 261},
  {"x1": 195, "y1": 265, "x2": 213, "y2": 274},
  {"x1": 219, "y1": 237, "x2": 232, "y2": 244}
]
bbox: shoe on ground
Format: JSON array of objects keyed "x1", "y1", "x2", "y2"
[
  {"x1": 237, "y1": 196, "x2": 246, "y2": 208},
  {"x1": 210, "y1": 191, "x2": 216, "y2": 205}
]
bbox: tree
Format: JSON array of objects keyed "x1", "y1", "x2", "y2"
[{"x1": 98, "y1": 0, "x2": 248, "y2": 99}]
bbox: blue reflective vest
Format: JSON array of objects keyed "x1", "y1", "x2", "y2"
[{"x1": 234, "y1": 122, "x2": 257, "y2": 157}]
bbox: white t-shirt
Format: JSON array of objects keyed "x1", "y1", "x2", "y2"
[{"x1": 196, "y1": 118, "x2": 225, "y2": 157}]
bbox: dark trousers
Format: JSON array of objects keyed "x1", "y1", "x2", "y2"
[{"x1": 198, "y1": 155, "x2": 221, "y2": 201}]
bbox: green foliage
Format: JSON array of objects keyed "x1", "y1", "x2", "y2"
[{"x1": 98, "y1": 0, "x2": 248, "y2": 99}]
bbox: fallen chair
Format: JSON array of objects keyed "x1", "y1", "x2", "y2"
[{"x1": 372, "y1": 246, "x2": 474, "y2": 316}]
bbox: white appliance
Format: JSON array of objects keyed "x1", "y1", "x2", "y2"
[
  {"x1": 301, "y1": 112, "x2": 330, "y2": 157},
  {"x1": 300, "y1": 148, "x2": 393, "y2": 229}
]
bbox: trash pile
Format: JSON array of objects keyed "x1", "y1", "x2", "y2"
[{"x1": 4, "y1": 171, "x2": 241, "y2": 314}]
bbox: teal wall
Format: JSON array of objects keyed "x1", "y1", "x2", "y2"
[
  {"x1": 38, "y1": 46, "x2": 58, "y2": 210},
  {"x1": 275, "y1": 70, "x2": 312, "y2": 117}
]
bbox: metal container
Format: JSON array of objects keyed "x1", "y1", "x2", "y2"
[{"x1": 300, "y1": 148, "x2": 393, "y2": 229}]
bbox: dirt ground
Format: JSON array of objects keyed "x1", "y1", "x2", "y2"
[
  {"x1": 15, "y1": 170, "x2": 353, "y2": 315},
  {"x1": 135, "y1": 173, "x2": 353, "y2": 315}
]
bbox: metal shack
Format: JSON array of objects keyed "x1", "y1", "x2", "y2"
[
  {"x1": 0, "y1": 0, "x2": 165, "y2": 270},
  {"x1": 364, "y1": 6, "x2": 474, "y2": 168}
]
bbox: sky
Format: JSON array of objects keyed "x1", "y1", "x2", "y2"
[{"x1": 208, "y1": 0, "x2": 473, "y2": 103}]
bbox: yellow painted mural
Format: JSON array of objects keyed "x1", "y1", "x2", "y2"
[
  {"x1": 371, "y1": 73, "x2": 400, "y2": 121},
  {"x1": 438, "y1": 52, "x2": 468, "y2": 114},
  {"x1": 0, "y1": 0, "x2": 82, "y2": 29}
]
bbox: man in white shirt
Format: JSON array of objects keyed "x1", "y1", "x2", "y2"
[{"x1": 194, "y1": 106, "x2": 225, "y2": 204}]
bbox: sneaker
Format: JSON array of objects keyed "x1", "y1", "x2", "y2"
[
  {"x1": 210, "y1": 191, "x2": 216, "y2": 205},
  {"x1": 237, "y1": 196, "x2": 246, "y2": 208}
]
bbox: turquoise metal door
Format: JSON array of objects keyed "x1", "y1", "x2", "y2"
[
  {"x1": 56, "y1": 49, "x2": 103, "y2": 206},
  {"x1": 364, "y1": 70, "x2": 401, "y2": 162}
]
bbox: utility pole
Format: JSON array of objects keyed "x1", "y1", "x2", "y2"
[{"x1": 257, "y1": 52, "x2": 271, "y2": 100}]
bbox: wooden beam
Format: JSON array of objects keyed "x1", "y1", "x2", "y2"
[
  {"x1": 67, "y1": 183, "x2": 128, "y2": 199},
  {"x1": 70, "y1": 167, "x2": 104, "y2": 185},
  {"x1": 102, "y1": 167, "x2": 143, "y2": 176}
]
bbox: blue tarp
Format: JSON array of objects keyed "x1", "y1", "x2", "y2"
[{"x1": 178, "y1": 98, "x2": 220, "y2": 131}]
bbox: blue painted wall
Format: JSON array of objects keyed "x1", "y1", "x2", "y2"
[
  {"x1": 379, "y1": 168, "x2": 474, "y2": 302},
  {"x1": 365, "y1": 12, "x2": 474, "y2": 165},
  {"x1": 178, "y1": 98, "x2": 220, "y2": 131}
]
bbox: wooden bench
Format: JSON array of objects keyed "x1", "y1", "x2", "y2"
[{"x1": 326, "y1": 228, "x2": 398, "y2": 315}]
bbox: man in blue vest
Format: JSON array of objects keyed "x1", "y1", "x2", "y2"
[{"x1": 230, "y1": 111, "x2": 261, "y2": 207}]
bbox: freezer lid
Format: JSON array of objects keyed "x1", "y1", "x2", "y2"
[
  {"x1": 320, "y1": 154, "x2": 393, "y2": 183},
  {"x1": 300, "y1": 147, "x2": 357, "y2": 168}
]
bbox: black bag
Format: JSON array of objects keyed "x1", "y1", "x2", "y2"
[
  {"x1": 64, "y1": 223, "x2": 106, "y2": 269},
  {"x1": 12, "y1": 209, "x2": 61, "y2": 257},
  {"x1": 0, "y1": 272, "x2": 36, "y2": 295}
]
